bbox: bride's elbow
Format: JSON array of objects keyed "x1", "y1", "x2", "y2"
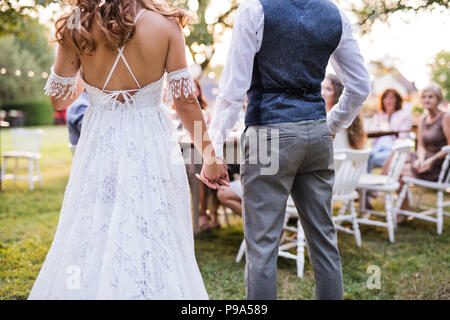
[{"x1": 50, "y1": 97, "x2": 69, "y2": 112}]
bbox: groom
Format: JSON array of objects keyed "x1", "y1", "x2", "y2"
[{"x1": 200, "y1": 0, "x2": 370, "y2": 299}]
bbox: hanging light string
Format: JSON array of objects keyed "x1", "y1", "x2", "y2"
[{"x1": 0, "y1": 66, "x2": 48, "y2": 79}]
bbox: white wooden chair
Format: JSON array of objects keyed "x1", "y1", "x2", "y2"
[
  {"x1": 394, "y1": 145, "x2": 450, "y2": 234},
  {"x1": 333, "y1": 149, "x2": 371, "y2": 247},
  {"x1": 278, "y1": 197, "x2": 306, "y2": 278},
  {"x1": 235, "y1": 196, "x2": 307, "y2": 278},
  {"x1": 356, "y1": 141, "x2": 414, "y2": 242},
  {"x1": 235, "y1": 150, "x2": 369, "y2": 276},
  {"x1": 1, "y1": 128, "x2": 43, "y2": 190}
]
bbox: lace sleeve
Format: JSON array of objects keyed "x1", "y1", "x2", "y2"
[
  {"x1": 167, "y1": 67, "x2": 195, "y2": 101},
  {"x1": 44, "y1": 65, "x2": 78, "y2": 100}
]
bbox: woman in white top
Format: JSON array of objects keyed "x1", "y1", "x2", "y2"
[
  {"x1": 28, "y1": 0, "x2": 229, "y2": 300},
  {"x1": 367, "y1": 88, "x2": 412, "y2": 172}
]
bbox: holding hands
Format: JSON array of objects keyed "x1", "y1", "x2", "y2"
[{"x1": 196, "y1": 157, "x2": 230, "y2": 191}]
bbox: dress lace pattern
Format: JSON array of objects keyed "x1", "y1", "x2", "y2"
[
  {"x1": 44, "y1": 65, "x2": 78, "y2": 100},
  {"x1": 167, "y1": 67, "x2": 194, "y2": 100},
  {"x1": 29, "y1": 67, "x2": 208, "y2": 300}
]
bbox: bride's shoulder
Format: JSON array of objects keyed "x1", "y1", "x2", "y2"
[{"x1": 139, "y1": 10, "x2": 181, "y2": 34}]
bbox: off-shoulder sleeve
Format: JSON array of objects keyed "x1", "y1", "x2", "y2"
[
  {"x1": 44, "y1": 65, "x2": 78, "y2": 100},
  {"x1": 166, "y1": 67, "x2": 195, "y2": 101}
]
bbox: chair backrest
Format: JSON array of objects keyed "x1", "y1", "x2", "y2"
[
  {"x1": 438, "y1": 145, "x2": 450, "y2": 185},
  {"x1": 333, "y1": 150, "x2": 347, "y2": 172},
  {"x1": 11, "y1": 128, "x2": 43, "y2": 153},
  {"x1": 386, "y1": 140, "x2": 414, "y2": 183},
  {"x1": 334, "y1": 149, "x2": 371, "y2": 197}
]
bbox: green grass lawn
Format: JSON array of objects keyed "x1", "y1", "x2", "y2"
[{"x1": 0, "y1": 125, "x2": 449, "y2": 300}]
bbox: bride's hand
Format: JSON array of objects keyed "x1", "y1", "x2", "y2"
[{"x1": 196, "y1": 158, "x2": 230, "y2": 191}]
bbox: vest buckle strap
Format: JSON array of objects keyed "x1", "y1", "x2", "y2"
[{"x1": 262, "y1": 86, "x2": 321, "y2": 96}]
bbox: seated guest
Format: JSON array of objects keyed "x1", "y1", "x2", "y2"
[
  {"x1": 192, "y1": 78, "x2": 220, "y2": 231},
  {"x1": 201, "y1": 164, "x2": 242, "y2": 230},
  {"x1": 322, "y1": 74, "x2": 367, "y2": 150},
  {"x1": 66, "y1": 90, "x2": 89, "y2": 154},
  {"x1": 368, "y1": 88, "x2": 411, "y2": 172},
  {"x1": 387, "y1": 84, "x2": 450, "y2": 221},
  {"x1": 217, "y1": 179, "x2": 243, "y2": 218},
  {"x1": 214, "y1": 100, "x2": 247, "y2": 221},
  {"x1": 206, "y1": 103, "x2": 247, "y2": 228},
  {"x1": 409, "y1": 85, "x2": 450, "y2": 181}
]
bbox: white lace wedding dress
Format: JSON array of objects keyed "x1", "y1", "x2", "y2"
[{"x1": 28, "y1": 10, "x2": 208, "y2": 300}]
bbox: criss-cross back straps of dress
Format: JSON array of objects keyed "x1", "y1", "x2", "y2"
[{"x1": 102, "y1": 9, "x2": 146, "y2": 93}]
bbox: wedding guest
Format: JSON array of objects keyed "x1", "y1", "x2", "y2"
[
  {"x1": 194, "y1": 78, "x2": 211, "y2": 125},
  {"x1": 66, "y1": 90, "x2": 89, "y2": 154},
  {"x1": 322, "y1": 74, "x2": 367, "y2": 150},
  {"x1": 205, "y1": 103, "x2": 247, "y2": 229},
  {"x1": 171, "y1": 77, "x2": 216, "y2": 231},
  {"x1": 322, "y1": 74, "x2": 344, "y2": 109},
  {"x1": 367, "y1": 88, "x2": 412, "y2": 172},
  {"x1": 391, "y1": 84, "x2": 450, "y2": 221},
  {"x1": 217, "y1": 179, "x2": 243, "y2": 218},
  {"x1": 170, "y1": 77, "x2": 216, "y2": 231},
  {"x1": 193, "y1": 78, "x2": 221, "y2": 230}
]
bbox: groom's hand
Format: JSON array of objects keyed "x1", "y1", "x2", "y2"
[{"x1": 196, "y1": 159, "x2": 230, "y2": 191}]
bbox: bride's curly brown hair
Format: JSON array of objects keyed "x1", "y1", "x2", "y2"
[{"x1": 55, "y1": 0, "x2": 190, "y2": 56}]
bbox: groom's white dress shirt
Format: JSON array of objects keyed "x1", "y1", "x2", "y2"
[{"x1": 209, "y1": 0, "x2": 371, "y2": 158}]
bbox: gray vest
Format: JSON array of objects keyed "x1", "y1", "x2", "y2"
[{"x1": 246, "y1": 0, "x2": 343, "y2": 126}]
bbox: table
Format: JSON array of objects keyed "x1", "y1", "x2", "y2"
[{"x1": 366, "y1": 129, "x2": 417, "y2": 151}]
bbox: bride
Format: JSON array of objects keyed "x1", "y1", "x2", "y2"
[{"x1": 28, "y1": 0, "x2": 229, "y2": 299}]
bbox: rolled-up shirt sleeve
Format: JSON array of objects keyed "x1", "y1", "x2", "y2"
[
  {"x1": 209, "y1": 0, "x2": 263, "y2": 158},
  {"x1": 328, "y1": 9, "x2": 371, "y2": 135}
]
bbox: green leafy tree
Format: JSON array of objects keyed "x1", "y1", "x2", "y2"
[
  {"x1": 0, "y1": 37, "x2": 45, "y2": 105},
  {"x1": 171, "y1": 0, "x2": 238, "y2": 71},
  {"x1": 429, "y1": 51, "x2": 450, "y2": 101},
  {"x1": 2, "y1": 0, "x2": 239, "y2": 72},
  {"x1": 352, "y1": 0, "x2": 449, "y2": 34},
  {"x1": 0, "y1": 16, "x2": 53, "y2": 105},
  {"x1": 0, "y1": 0, "x2": 55, "y2": 36},
  {"x1": 2, "y1": 0, "x2": 239, "y2": 77},
  {"x1": 13, "y1": 17, "x2": 54, "y2": 72}
]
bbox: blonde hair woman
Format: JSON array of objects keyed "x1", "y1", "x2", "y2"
[
  {"x1": 407, "y1": 84, "x2": 449, "y2": 181},
  {"x1": 389, "y1": 84, "x2": 450, "y2": 222}
]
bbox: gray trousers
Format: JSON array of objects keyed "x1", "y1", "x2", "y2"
[{"x1": 240, "y1": 119, "x2": 343, "y2": 300}]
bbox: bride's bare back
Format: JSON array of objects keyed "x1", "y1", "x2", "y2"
[
  {"x1": 53, "y1": 7, "x2": 188, "y2": 106},
  {"x1": 80, "y1": 10, "x2": 185, "y2": 91}
]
